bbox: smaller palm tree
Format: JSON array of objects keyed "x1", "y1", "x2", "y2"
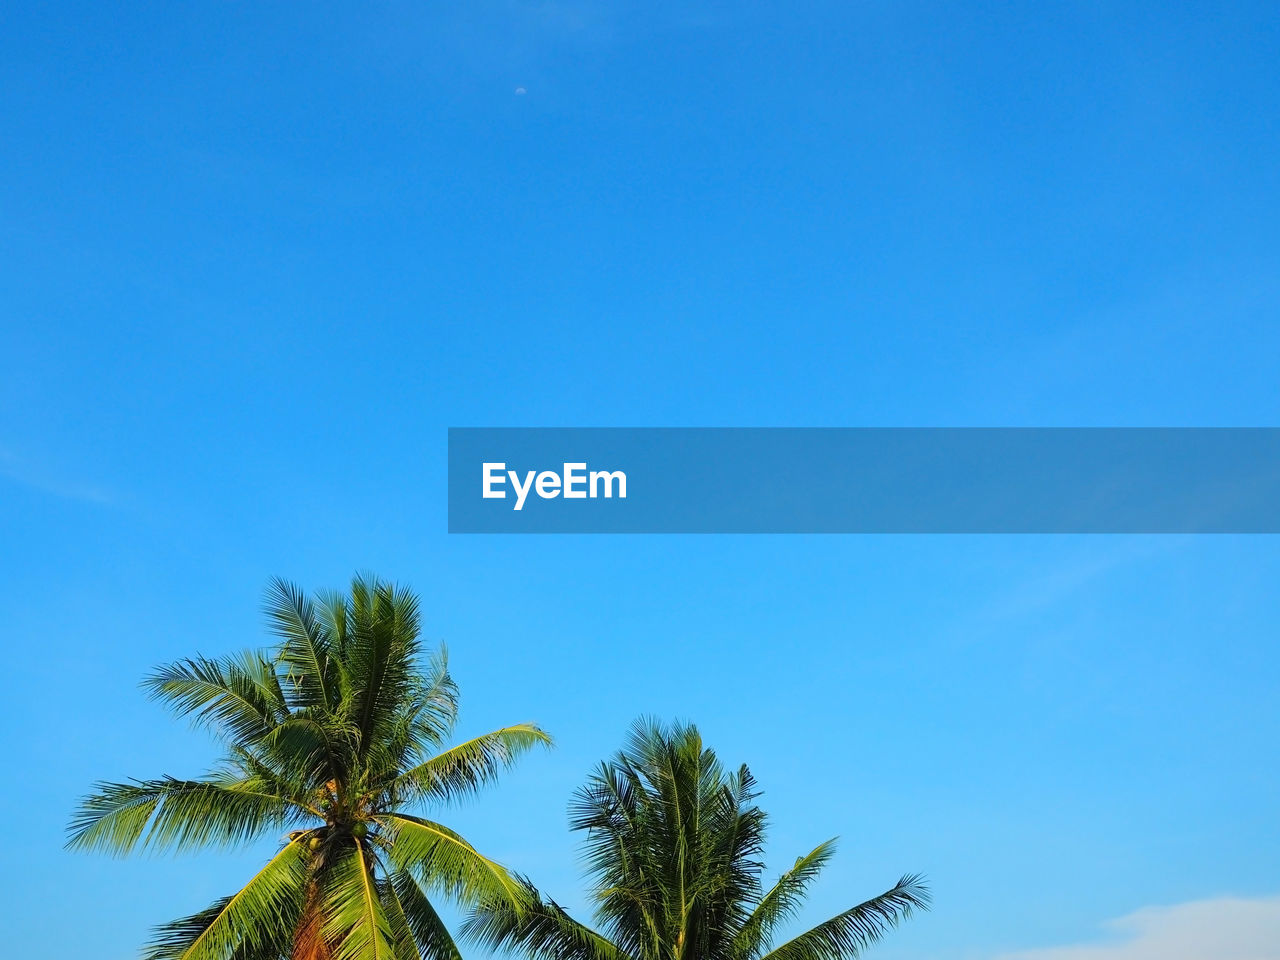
[
  {"x1": 465, "y1": 720, "x2": 928, "y2": 960},
  {"x1": 68, "y1": 574, "x2": 553, "y2": 960}
]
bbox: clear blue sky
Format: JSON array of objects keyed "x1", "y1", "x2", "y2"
[{"x1": 2, "y1": 3, "x2": 1278, "y2": 959}]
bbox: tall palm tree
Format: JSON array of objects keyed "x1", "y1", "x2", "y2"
[
  {"x1": 68, "y1": 575, "x2": 553, "y2": 960},
  {"x1": 465, "y1": 720, "x2": 928, "y2": 960}
]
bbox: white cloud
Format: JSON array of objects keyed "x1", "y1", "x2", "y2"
[{"x1": 997, "y1": 896, "x2": 1280, "y2": 960}]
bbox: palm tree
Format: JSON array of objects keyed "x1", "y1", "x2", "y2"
[
  {"x1": 465, "y1": 720, "x2": 928, "y2": 960},
  {"x1": 68, "y1": 574, "x2": 553, "y2": 960}
]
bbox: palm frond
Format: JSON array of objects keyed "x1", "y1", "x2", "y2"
[
  {"x1": 754, "y1": 875, "x2": 931, "y2": 960},
  {"x1": 463, "y1": 881, "x2": 635, "y2": 960},
  {"x1": 67, "y1": 777, "x2": 312, "y2": 855},
  {"x1": 145, "y1": 839, "x2": 310, "y2": 960},
  {"x1": 144, "y1": 652, "x2": 286, "y2": 746},
  {"x1": 392, "y1": 725, "x2": 553, "y2": 804},
  {"x1": 378, "y1": 813, "x2": 522, "y2": 907},
  {"x1": 389, "y1": 870, "x2": 464, "y2": 960},
  {"x1": 257, "y1": 712, "x2": 355, "y2": 789},
  {"x1": 381, "y1": 874, "x2": 422, "y2": 960},
  {"x1": 407, "y1": 645, "x2": 460, "y2": 749},
  {"x1": 519, "y1": 721, "x2": 926, "y2": 960},
  {"x1": 321, "y1": 841, "x2": 396, "y2": 960},
  {"x1": 343, "y1": 577, "x2": 423, "y2": 765},
  {"x1": 570, "y1": 761, "x2": 662, "y2": 959},
  {"x1": 73, "y1": 573, "x2": 555, "y2": 960},
  {"x1": 143, "y1": 894, "x2": 297, "y2": 960},
  {"x1": 730, "y1": 841, "x2": 836, "y2": 960},
  {"x1": 266, "y1": 576, "x2": 342, "y2": 712}
]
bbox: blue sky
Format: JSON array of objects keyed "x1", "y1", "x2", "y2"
[{"x1": 2, "y1": 2, "x2": 1279, "y2": 959}]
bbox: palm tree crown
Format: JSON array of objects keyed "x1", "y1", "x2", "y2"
[
  {"x1": 68, "y1": 575, "x2": 552, "y2": 960},
  {"x1": 465, "y1": 720, "x2": 928, "y2": 960}
]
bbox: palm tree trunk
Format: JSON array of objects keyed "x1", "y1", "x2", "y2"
[{"x1": 292, "y1": 885, "x2": 333, "y2": 960}]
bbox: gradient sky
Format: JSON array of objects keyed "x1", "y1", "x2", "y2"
[{"x1": 2, "y1": 3, "x2": 1279, "y2": 959}]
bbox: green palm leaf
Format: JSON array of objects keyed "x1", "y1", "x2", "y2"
[
  {"x1": 322, "y1": 842, "x2": 397, "y2": 960},
  {"x1": 68, "y1": 777, "x2": 307, "y2": 855},
  {"x1": 147, "y1": 838, "x2": 309, "y2": 960},
  {"x1": 468, "y1": 721, "x2": 927, "y2": 960},
  {"x1": 70, "y1": 574, "x2": 553, "y2": 960},
  {"x1": 463, "y1": 880, "x2": 634, "y2": 960},
  {"x1": 754, "y1": 875, "x2": 931, "y2": 960},
  {"x1": 379, "y1": 813, "x2": 524, "y2": 906},
  {"x1": 730, "y1": 840, "x2": 837, "y2": 959},
  {"x1": 145, "y1": 652, "x2": 287, "y2": 746},
  {"x1": 393, "y1": 724, "x2": 553, "y2": 803},
  {"x1": 388, "y1": 870, "x2": 464, "y2": 960}
]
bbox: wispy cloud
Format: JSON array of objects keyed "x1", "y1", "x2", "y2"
[
  {"x1": 997, "y1": 896, "x2": 1280, "y2": 960},
  {"x1": 0, "y1": 447, "x2": 114, "y2": 505}
]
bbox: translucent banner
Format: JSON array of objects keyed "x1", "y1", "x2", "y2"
[{"x1": 447, "y1": 428, "x2": 1280, "y2": 533}]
